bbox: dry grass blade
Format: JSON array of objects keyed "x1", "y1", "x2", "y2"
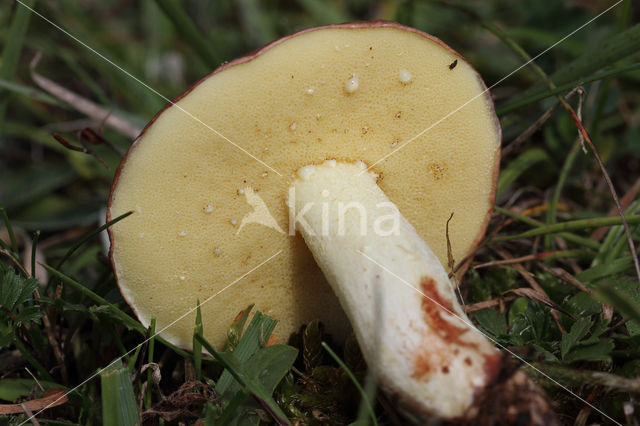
[
  {"x1": 474, "y1": 250, "x2": 567, "y2": 269},
  {"x1": 537, "y1": 264, "x2": 594, "y2": 295},
  {"x1": 504, "y1": 288, "x2": 575, "y2": 320},
  {"x1": 0, "y1": 388, "x2": 68, "y2": 415},
  {"x1": 496, "y1": 249, "x2": 570, "y2": 330},
  {"x1": 29, "y1": 53, "x2": 141, "y2": 139},
  {"x1": 465, "y1": 296, "x2": 516, "y2": 313}
]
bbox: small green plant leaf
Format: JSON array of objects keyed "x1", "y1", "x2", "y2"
[
  {"x1": 473, "y1": 308, "x2": 508, "y2": 337},
  {"x1": 562, "y1": 338, "x2": 614, "y2": 364},
  {"x1": 0, "y1": 268, "x2": 38, "y2": 312},
  {"x1": 561, "y1": 317, "x2": 593, "y2": 359}
]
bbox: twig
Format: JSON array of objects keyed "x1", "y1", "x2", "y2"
[
  {"x1": 30, "y1": 53, "x2": 141, "y2": 139},
  {"x1": 502, "y1": 87, "x2": 584, "y2": 157},
  {"x1": 474, "y1": 250, "x2": 585, "y2": 269}
]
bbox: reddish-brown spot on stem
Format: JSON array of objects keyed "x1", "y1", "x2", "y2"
[{"x1": 419, "y1": 278, "x2": 474, "y2": 347}]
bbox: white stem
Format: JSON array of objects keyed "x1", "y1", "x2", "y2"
[{"x1": 290, "y1": 160, "x2": 501, "y2": 420}]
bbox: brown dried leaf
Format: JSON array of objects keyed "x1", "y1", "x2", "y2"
[{"x1": 0, "y1": 388, "x2": 68, "y2": 415}]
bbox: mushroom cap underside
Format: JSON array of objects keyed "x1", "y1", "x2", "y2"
[{"x1": 108, "y1": 22, "x2": 501, "y2": 349}]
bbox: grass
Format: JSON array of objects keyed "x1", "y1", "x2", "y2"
[{"x1": 1, "y1": 0, "x2": 640, "y2": 424}]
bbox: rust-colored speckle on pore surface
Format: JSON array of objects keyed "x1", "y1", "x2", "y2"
[{"x1": 428, "y1": 163, "x2": 446, "y2": 180}]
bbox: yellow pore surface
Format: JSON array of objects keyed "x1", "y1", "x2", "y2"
[{"x1": 109, "y1": 25, "x2": 500, "y2": 350}]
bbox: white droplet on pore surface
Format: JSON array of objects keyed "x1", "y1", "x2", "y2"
[
  {"x1": 325, "y1": 159, "x2": 336, "y2": 168},
  {"x1": 356, "y1": 161, "x2": 367, "y2": 170},
  {"x1": 344, "y1": 75, "x2": 359, "y2": 93},
  {"x1": 334, "y1": 45, "x2": 340, "y2": 51},
  {"x1": 315, "y1": 114, "x2": 321, "y2": 120},
  {"x1": 213, "y1": 248, "x2": 222, "y2": 256},
  {"x1": 178, "y1": 231, "x2": 187, "y2": 237},
  {"x1": 321, "y1": 189, "x2": 330, "y2": 197},
  {"x1": 179, "y1": 275, "x2": 185, "y2": 281},
  {"x1": 289, "y1": 122, "x2": 297, "y2": 131},
  {"x1": 135, "y1": 205, "x2": 142, "y2": 214},
  {"x1": 260, "y1": 172, "x2": 268, "y2": 178},
  {"x1": 237, "y1": 188, "x2": 244, "y2": 195},
  {"x1": 391, "y1": 141, "x2": 398, "y2": 147},
  {"x1": 230, "y1": 219, "x2": 237, "y2": 226},
  {"x1": 297, "y1": 165, "x2": 316, "y2": 180},
  {"x1": 305, "y1": 87, "x2": 315, "y2": 95},
  {"x1": 399, "y1": 69, "x2": 412, "y2": 84},
  {"x1": 204, "y1": 204, "x2": 214, "y2": 213}
]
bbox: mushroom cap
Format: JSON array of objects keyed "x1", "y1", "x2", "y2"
[{"x1": 108, "y1": 21, "x2": 501, "y2": 350}]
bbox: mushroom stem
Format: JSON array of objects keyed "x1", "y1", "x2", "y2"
[{"x1": 290, "y1": 160, "x2": 501, "y2": 420}]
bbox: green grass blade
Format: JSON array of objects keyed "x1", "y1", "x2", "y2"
[
  {"x1": 513, "y1": 23, "x2": 640, "y2": 106},
  {"x1": 497, "y1": 62, "x2": 640, "y2": 115},
  {"x1": 577, "y1": 257, "x2": 634, "y2": 283},
  {"x1": 0, "y1": 378, "x2": 63, "y2": 402},
  {"x1": 595, "y1": 282, "x2": 640, "y2": 323},
  {"x1": 54, "y1": 211, "x2": 133, "y2": 269},
  {"x1": 193, "y1": 300, "x2": 203, "y2": 381},
  {"x1": 0, "y1": 0, "x2": 35, "y2": 135},
  {"x1": 545, "y1": 140, "x2": 581, "y2": 251},
  {"x1": 497, "y1": 148, "x2": 551, "y2": 197},
  {"x1": 322, "y1": 342, "x2": 378, "y2": 426},
  {"x1": 0, "y1": 205, "x2": 18, "y2": 254},
  {"x1": 297, "y1": 0, "x2": 348, "y2": 24},
  {"x1": 491, "y1": 215, "x2": 640, "y2": 243},
  {"x1": 0, "y1": 78, "x2": 68, "y2": 107},
  {"x1": 494, "y1": 206, "x2": 600, "y2": 250},
  {"x1": 144, "y1": 317, "x2": 156, "y2": 409},
  {"x1": 12, "y1": 337, "x2": 55, "y2": 382},
  {"x1": 30, "y1": 230, "x2": 40, "y2": 278},
  {"x1": 153, "y1": 0, "x2": 219, "y2": 68},
  {"x1": 43, "y1": 263, "x2": 145, "y2": 333},
  {"x1": 100, "y1": 359, "x2": 140, "y2": 426}
]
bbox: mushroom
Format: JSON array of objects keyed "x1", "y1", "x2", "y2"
[{"x1": 109, "y1": 22, "x2": 506, "y2": 420}]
